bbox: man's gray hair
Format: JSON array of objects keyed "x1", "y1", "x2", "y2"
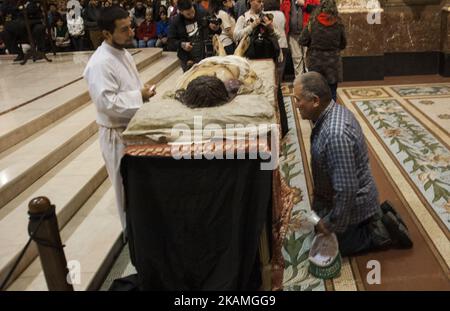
[{"x1": 294, "y1": 72, "x2": 332, "y2": 103}]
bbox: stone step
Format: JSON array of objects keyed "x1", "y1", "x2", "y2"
[
  {"x1": 138, "y1": 52, "x2": 180, "y2": 86},
  {"x1": 8, "y1": 183, "x2": 123, "y2": 291},
  {"x1": 0, "y1": 103, "x2": 98, "y2": 208},
  {"x1": 0, "y1": 135, "x2": 107, "y2": 288},
  {"x1": 0, "y1": 49, "x2": 162, "y2": 154}
]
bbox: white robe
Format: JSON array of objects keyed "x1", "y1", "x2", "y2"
[{"x1": 83, "y1": 41, "x2": 144, "y2": 230}]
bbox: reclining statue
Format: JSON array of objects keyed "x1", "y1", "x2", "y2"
[{"x1": 172, "y1": 34, "x2": 263, "y2": 108}]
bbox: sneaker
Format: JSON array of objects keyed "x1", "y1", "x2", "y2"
[
  {"x1": 382, "y1": 211, "x2": 413, "y2": 249},
  {"x1": 380, "y1": 200, "x2": 408, "y2": 228}
]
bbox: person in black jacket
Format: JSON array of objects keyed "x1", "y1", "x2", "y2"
[
  {"x1": 82, "y1": 0, "x2": 102, "y2": 49},
  {"x1": 299, "y1": 0, "x2": 346, "y2": 101},
  {"x1": 1, "y1": 0, "x2": 47, "y2": 61},
  {"x1": 168, "y1": 0, "x2": 220, "y2": 72}
]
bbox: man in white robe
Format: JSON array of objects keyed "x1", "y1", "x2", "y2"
[{"x1": 83, "y1": 7, "x2": 156, "y2": 230}]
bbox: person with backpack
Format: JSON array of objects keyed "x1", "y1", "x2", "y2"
[{"x1": 299, "y1": 0, "x2": 346, "y2": 101}]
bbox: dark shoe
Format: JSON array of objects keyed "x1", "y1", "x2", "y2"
[
  {"x1": 368, "y1": 217, "x2": 393, "y2": 250},
  {"x1": 382, "y1": 211, "x2": 413, "y2": 249},
  {"x1": 33, "y1": 54, "x2": 44, "y2": 61},
  {"x1": 381, "y1": 200, "x2": 408, "y2": 228},
  {"x1": 13, "y1": 54, "x2": 24, "y2": 62}
]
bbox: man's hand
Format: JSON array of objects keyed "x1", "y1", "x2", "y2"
[
  {"x1": 181, "y1": 41, "x2": 193, "y2": 52},
  {"x1": 143, "y1": 37, "x2": 148, "y2": 41},
  {"x1": 296, "y1": 0, "x2": 305, "y2": 6},
  {"x1": 315, "y1": 220, "x2": 331, "y2": 235},
  {"x1": 141, "y1": 83, "x2": 156, "y2": 102}
]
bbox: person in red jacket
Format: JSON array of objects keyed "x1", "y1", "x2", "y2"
[
  {"x1": 137, "y1": 12, "x2": 157, "y2": 47},
  {"x1": 298, "y1": 0, "x2": 320, "y2": 27}
]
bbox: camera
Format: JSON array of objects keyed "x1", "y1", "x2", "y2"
[
  {"x1": 199, "y1": 15, "x2": 222, "y2": 58},
  {"x1": 207, "y1": 16, "x2": 222, "y2": 27},
  {"x1": 201, "y1": 15, "x2": 222, "y2": 28}
]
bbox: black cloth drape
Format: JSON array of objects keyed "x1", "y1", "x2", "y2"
[{"x1": 121, "y1": 156, "x2": 272, "y2": 290}]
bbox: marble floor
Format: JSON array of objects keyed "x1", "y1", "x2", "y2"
[
  {"x1": 0, "y1": 49, "x2": 159, "y2": 115},
  {"x1": 0, "y1": 52, "x2": 94, "y2": 114}
]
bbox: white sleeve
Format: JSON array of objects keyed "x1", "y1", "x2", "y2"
[
  {"x1": 84, "y1": 62, "x2": 143, "y2": 120},
  {"x1": 233, "y1": 15, "x2": 253, "y2": 42}
]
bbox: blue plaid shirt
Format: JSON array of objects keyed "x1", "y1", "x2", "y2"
[{"x1": 310, "y1": 101, "x2": 379, "y2": 233}]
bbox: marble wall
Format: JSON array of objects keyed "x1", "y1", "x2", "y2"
[
  {"x1": 442, "y1": 6, "x2": 450, "y2": 53},
  {"x1": 383, "y1": 3, "x2": 442, "y2": 53},
  {"x1": 337, "y1": 0, "x2": 448, "y2": 55},
  {"x1": 335, "y1": 0, "x2": 449, "y2": 78}
]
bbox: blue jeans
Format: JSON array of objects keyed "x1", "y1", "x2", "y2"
[{"x1": 138, "y1": 39, "x2": 157, "y2": 48}]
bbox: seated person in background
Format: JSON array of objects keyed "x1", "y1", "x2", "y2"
[
  {"x1": 131, "y1": 1, "x2": 147, "y2": 26},
  {"x1": 136, "y1": 11, "x2": 157, "y2": 47},
  {"x1": 67, "y1": 1, "x2": 85, "y2": 51},
  {"x1": 156, "y1": 8, "x2": 169, "y2": 49},
  {"x1": 293, "y1": 71, "x2": 413, "y2": 257},
  {"x1": 0, "y1": 24, "x2": 6, "y2": 54},
  {"x1": 52, "y1": 18, "x2": 71, "y2": 50}
]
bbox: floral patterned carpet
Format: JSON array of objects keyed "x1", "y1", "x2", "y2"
[
  {"x1": 339, "y1": 84, "x2": 450, "y2": 231},
  {"x1": 279, "y1": 82, "x2": 450, "y2": 291}
]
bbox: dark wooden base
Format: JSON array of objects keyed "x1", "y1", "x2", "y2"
[{"x1": 342, "y1": 52, "x2": 450, "y2": 81}]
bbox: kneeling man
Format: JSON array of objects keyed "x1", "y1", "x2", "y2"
[{"x1": 294, "y1": 72, "x2": 413, "y2": 256}]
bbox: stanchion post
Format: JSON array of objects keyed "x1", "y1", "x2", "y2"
[{"x1": 28, "y1": 196, "x2": 73, "y2": 291}]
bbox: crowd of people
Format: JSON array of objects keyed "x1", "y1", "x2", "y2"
[
  {"x1": 0, "y1": 0, "x2": 347, "y2": 87},
  {"x1": 0, "y1": 0, "x2": 176, "y2": 56}
]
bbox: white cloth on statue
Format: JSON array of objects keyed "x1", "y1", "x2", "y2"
[{"x1": 83, "y1": 41, "x2": 144, "y2": 230}]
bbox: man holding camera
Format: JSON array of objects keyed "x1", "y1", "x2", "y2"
[
  {"x1": 233, "y1": 0, "x2": 282, "y2": 61},
  {"x1": 167, "y1": 0, "x2": 221, "y2": 72}
]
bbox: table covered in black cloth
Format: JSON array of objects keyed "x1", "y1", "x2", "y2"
[{"x1": 121, "y1": 156, "x2": 272, "y2": 290}]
